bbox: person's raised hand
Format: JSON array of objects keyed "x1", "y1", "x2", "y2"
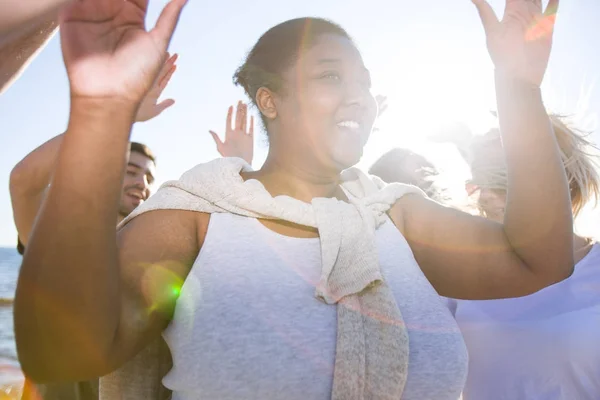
[
  {"x1": 473, "y1": 0, "x2": 559, "y2": 87},
  {"x1": 135, "y1": 53, "x2": 178, "y2": 122},
  {"x1": 59, "y1": 0, "x2": 187, "y2": 110},
  {"x1": 209, "y1": 102, "x2": 254, "y2": 165}
]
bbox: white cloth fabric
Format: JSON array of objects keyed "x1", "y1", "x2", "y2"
[
  {"x1": 447, "y1": 243, "x2": 600, "y2": 399},
  {"x1": 100, "y1": 157, "x2": 426, "y2": 400},
  {"x1": 163, "y1": 213, "x2": 468, "y2": 399}
]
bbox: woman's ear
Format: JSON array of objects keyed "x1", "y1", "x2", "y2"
[{"x1": 256, "y1": 87, "x2": 277, "y2": 122}]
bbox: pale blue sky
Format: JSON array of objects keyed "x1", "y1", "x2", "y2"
[{"x1": 0, "y1": 0, "x2": 599, "y2": 246}]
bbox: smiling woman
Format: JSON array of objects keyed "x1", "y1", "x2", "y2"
[
  {"x1": 233, "y1": 18, "x2": 377, "y2": 175},
  {"x1": 15, "y1": 1, "x2": 574, "y2": 400}
]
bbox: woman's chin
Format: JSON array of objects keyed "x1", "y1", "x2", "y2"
[{"x1": 332, "y1": 148, "x2": 364, "y2": 171}]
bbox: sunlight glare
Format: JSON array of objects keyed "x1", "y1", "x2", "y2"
[{"x1": 362, "y1": 38, "x2": 498, "y2": 199}]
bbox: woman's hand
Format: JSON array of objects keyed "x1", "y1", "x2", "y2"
[
  {"x1": 474, "y1": 0, "x2": 559, "y2": 87},
  {"x1": 60, "y1": 0, "x2": 186, "y2": 107}
]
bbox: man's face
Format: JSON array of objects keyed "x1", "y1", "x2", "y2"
[{"x1": 119, "y1": 151, "x2": 156, "y2": 217}]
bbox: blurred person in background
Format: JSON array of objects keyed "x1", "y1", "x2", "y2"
[
  {"x1": 446, "y1": 114, "x2": 600, "y2": 400},
  {"x1": 11, "y1": 54, "x2": 176, "y2": 400}
]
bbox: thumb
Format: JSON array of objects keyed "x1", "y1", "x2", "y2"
[
  {"x1": 154, "y1": 99, "x2": 175, "y2": 116},
  {"x1": 151, "y1": 0, "x2": 188, "y2": 51},
  {"x1": 209, "y1": 131, "x2": 225, "y2": 153},
  {"x1": 472, "y1": 0, "x2": 499, "y2": 36}
]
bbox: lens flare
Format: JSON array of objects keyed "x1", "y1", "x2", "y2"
[
  {"x1": 525, "y1": 12, "x2": 557, "y2": 42},
  {"x1": 141, "y1": 262, "x2": 185, "y2": 315}
]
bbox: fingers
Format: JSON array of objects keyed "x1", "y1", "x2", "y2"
[
  {"x1": 544, "y1": 0, "x2": 559, "y2": 16},
  {"x1": 472, "y1": 0, "x2": 499, "y2": 36},
  {"x1": 241, "y1": 103, "x2": 248, "y2": 132},
  {"x1": 228, "y1": 102, "x2": 251, "y2": 134},
  {"x1": 235, "y1": 101, "x2": 244, "y2": 131},
  {"x1": 249, "y1": 116, "x2": 254, "y2": 137},
  {"x1": 158, "y1": 53, "x2": 178, "y2": 86},
  {"x1": 209, "y1": 131, "x2": 224, "y2": 151},
  {"x1": 167, "y1": 53, "x2": 178, "y2": 64},
  {"x1": 151, "y1": 0, "x2": 188, "y2": 51},
  {"x1": 163, "y1": 53, "x2": 179, "y2": 73},
  {"x1": 154, "y1": 98, "x2": 175, "y2": 116},
  {"x1": 526, "y1": 0, "x2": 558, "y2": 41},
  {"x1": 226, "y1": 106, "x2": 234, "y2": 133},
  {"x1": 158, "y1": 64, "x2": 177, "y2": 91}
]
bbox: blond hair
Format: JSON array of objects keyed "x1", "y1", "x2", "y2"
[{"x1": 467, "y1": 114, "x2": 600, "y2": 217}]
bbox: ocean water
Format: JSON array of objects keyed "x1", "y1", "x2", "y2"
[{"x1": 0, "y1": 247, "x2": 23, "y2": 397}]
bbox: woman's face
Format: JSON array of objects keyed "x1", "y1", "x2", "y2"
[{"x1": 272, "y1": 33, "x2": 377, "y2": 172}]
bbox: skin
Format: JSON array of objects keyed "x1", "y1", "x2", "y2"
[
  {"x1": 0, "y1": 0, "x2": 71, "y2": 88},
  {"x1": 9, "y1": 54, "x2": 175, "y2": 246},
  {"x1": 14, "y1": 0, "x2": 572, "y2": 386},
  {"x1": 478, "y1": 187, "x2": 507, "y2": 223},
  {"x1": 119, "y1": 151, "x2": 155, "y2": 221},
  {"x1": 209, "y1": 101, "x2": 255, "y2": 165},
  {"x1": 246, "y1": 34, "x2": 377, "y2": 204},
  {"x1": 0, "y1": 0, "x2": 70, "y2": 44},
  {"x1": 0, "y1": 16, "x2": 58, "y2": 94},
  {"x1": 476, "y1": 187, "x2": 594, "y2": 264},
  {"x1": 14, "y1": 149, "x2": 154, "y2": 400}
]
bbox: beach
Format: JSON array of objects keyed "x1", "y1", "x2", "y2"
[{"x1": 0, "y1": 247, "x2": 23, "y2": 399}]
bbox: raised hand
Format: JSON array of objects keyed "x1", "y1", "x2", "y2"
[
  {"x1": 209, "y1": 102, "x2": 254, "y2": 165},
  {"x1": 136, "y1": 53, "x2": 178, "y2": 122},
  {"x1": 59, "y1": 0, "x2": 187, "y2": 107},
  {"x1": 473, "y1": 0, "x2": 559, "y2": 87}
]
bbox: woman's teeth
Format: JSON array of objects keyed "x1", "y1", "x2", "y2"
[{"x1": 337, "y1": 120, "x2": 360, "y2": 130}]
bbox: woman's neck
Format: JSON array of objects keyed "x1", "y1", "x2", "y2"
[{"x1": 245, "y1": 153, "x2": 346, "y2": 204}]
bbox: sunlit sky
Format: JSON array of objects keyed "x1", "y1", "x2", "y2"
[{"x1": 0, "y1": 0, "x2": 599, "y2": 246}]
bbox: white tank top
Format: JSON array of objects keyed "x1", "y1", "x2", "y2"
[
  {"x1": 448, "y1": 244, "x2": 600, "y2": 399},
  {"x1": 163, "y1": 213, "x2": 468, "y2": 399}
]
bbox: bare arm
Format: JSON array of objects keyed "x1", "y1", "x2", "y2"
[
  {"x1": 13, "y1": 0, "x2": 186, "y2": 382},
  {"x1": 17, "y1": 185, "x2": 205, "y2": 382},
  {"x1": 0, "y1": 16, "x2": 58, "y2": 94},
  {"x1": 9, "y1": 52, "x2": 177, "y2": 247},
  {"x1": 0, "y1": 0, "x2": 69, "y2": 46},
  {"x1": 387, "y1": 0, "x2": 572, "y2": 300},
  {"x1": 9, "y1": 134, "x2": 63, "y2": 247},
  {"x1": 14, "y1": 99, "x2": 135, "y2": 381},
  {"x1": 14, "y1": 100, "x2": 204, "y2": 381},
  {"x1": 391, "y1": 74, "x2": 573, "y2": 299}
]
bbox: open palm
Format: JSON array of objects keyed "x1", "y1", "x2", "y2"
[
  {"x1": 209, "y1": 102, "x2": 255, "y2": 165},
  {"x1": 474, "y1": 0, "x2": 559, "y2": 86},
  {"x1": 136, "y1": 53, "x2": 178, "y2": 122},
  {"x1": 59, "y1": 0, "x2": 186, "y2": 103}
]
